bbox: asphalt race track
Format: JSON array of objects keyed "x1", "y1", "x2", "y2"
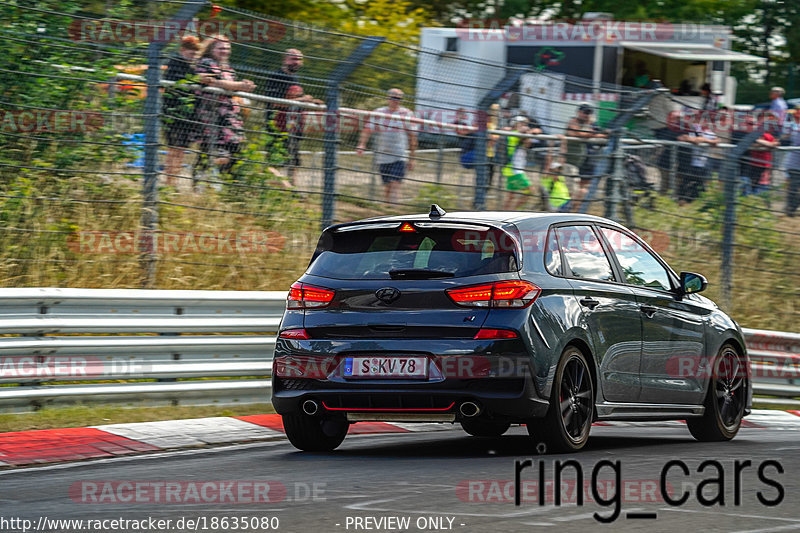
[{"x1": 1, "y1": 424, "x2": 798, "y2": 533}]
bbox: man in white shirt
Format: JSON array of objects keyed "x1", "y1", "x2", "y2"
[
  {"x1": 357, "y1": 88, "x2": 418, "y2": 205},
  {"x1": 769, "y1": 87, "x2": 788, "y2": 123}
]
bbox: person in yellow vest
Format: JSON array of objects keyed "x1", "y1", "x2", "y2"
[{"x1": 541, "y1": 148, "x2": 571, "y2": 211}]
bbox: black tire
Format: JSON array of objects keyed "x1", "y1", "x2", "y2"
[
  {"x1": 282, "y1": 413, "x2": 349, "y2": 451},
  {"x1": 687, "y1": 343, "x2": 747, "y2": 442},
  {"x1": 461, "y1": 418, "x2": 511, "y2": 437},
  {"x1": 528, "y1": 346, "x2": 594, "y2": 453}
]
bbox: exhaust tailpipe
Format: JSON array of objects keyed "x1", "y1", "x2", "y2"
[
  {"x1": 459, "y1": 401, "x2": 481, "y2": 418},
  {"x1": 302, "y1": 399, "x2": 319, "y2": 416}
]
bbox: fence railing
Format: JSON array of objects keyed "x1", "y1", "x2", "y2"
[{"x1": 0, "y1": 289, "x2": 797, "y2": 413}]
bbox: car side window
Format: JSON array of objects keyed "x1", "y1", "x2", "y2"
[
  {"x1": 544, "y1": 228, "x2": 563, "y2": 276},
  {"x1": 600, "y1": 227, "x2": 672, "y2": 291},
  {"x1": 556, "y1": 226, "x2": 615, "y2": 282}
]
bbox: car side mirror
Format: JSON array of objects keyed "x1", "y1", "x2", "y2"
[{"x1": 680, "y1": 271, "x2": 707, "y2": 295}]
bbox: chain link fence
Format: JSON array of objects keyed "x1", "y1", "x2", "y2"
[{"x1": 0, "y1": 0, "x2": 797, "y2": 330}]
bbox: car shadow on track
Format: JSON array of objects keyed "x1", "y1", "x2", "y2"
[{"x1": 280, "y1": 429, "x2": 702, "y2": 460}]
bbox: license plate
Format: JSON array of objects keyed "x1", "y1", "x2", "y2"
[{"x1": 344, "y1": 356, "x2": 428, "y2": 379}]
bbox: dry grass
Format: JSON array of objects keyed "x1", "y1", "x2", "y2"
[{"x1": 0, "y1": 172, "x2": 795, "y2": 327}]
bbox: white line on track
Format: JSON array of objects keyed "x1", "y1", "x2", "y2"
[{"x1": 658, "y1": 507, "x2": 800, "y2": 526}]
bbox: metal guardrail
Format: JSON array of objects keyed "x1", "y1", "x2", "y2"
[
  {"x1": 0, "y1": 289, "x2": 796, "y2": 412},
  {"x1": 743, "y1": 328, "x2": 800, "y2": 407},
  {"x1": 0, "y1": 288, "x2": 282, "y2": 412}
]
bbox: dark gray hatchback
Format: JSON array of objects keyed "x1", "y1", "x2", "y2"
[{"x1": 272, "y1": 206, "x2": 751, "y2": 452}]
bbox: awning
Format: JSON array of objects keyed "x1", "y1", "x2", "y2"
[{"x1": 620, "y1": 42, "x2": 766, "y2": 63}]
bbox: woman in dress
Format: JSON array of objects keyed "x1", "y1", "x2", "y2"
[{"x1": 194, "y1": 35, "x2": 255, "y2": 179}]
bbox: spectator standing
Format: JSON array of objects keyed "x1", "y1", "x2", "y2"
[
  {"x1": 356, "y1": 88, "x2": 418, "y2": 205},
  {"x1": 732, "y1": 113, "x2": 780, "y2": 196},
  {"x1": 500, "y1": 116, "x2": 540, "y2": 210},
  {"x1": 783, "y1": 108, "x2": 800, "y2": 217},
  {"x1": 263, "y1": 49, "x2": 323, "y2": 188},
  {"x1": 194, "y1": 36, "x2": 255, "y2": 183},
  {"x1": 486, "y1": 103, "x2": 501, "y2": 187},
  {"x1": 701, "y1": 83, "x2": 719, "y2": 111},
  {"x1": 769, "y1": 87, "x2": 789, "y2": 123},
  {"x1": 676, "y1": 114, "x2": 718, "y2": 204},
  {"x1": 163, "y1": 35, "x2": 200, "y2": 188},
  {"x1": 541, "y1": 147, "x2": 571, "y2": 211},
  {"x1": 455, "y1": 108, "x2": 477, "y2": 171},
  {"x1": 563, "y1": 104, "x2": 607, "y2": 211}
]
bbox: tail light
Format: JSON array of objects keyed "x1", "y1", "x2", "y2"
[
  {"x1": 474, "y1": 328, "x2": 518, "y2": 339},
  {"x1": 447, "y1": 280, "x2": 540, "y2": 308},
  {"x1": 287, "y1": 282, "x2": 334, "y2": 309},
  {"x1": 278, "y1": 328, "x2": 309, "y2": 340}
]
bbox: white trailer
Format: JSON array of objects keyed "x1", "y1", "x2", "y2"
[{"x1": 416, "y1": 21, "x2": 765, "y2": 133}]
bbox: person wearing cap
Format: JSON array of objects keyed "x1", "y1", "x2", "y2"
[
  {"x1": 500, "y1": 115, "x2": 541, "y2": 210},
  {"x1": 563, "y1": 104, "x2": 607, "y2": 211}
]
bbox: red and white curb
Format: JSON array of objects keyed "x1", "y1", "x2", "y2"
[{"x1": 0, "y1": 410, "x2": 798, "y2": 468}]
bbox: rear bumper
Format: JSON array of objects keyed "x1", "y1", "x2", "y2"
[
  {"x1": 271, "y1": 337, "x2": 550, "y2": 422},
  {"x1": 272, "y1": 371, "x2": 550, "y2": 422}
]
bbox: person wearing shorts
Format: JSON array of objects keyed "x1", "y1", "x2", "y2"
[
  {"x1": 357, "y1": 88, "x2": 418, "y2": 205},
  {"x1": 162, "y1": 35, "x2": 200, "y2": 187},
  {"x1": 501, "y1": 116, "x2": 537, "y2": 210}
]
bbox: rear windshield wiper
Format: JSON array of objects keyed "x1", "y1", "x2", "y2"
[{"x1": 388, "y1": 269, "x2": 455, "y2": 280}]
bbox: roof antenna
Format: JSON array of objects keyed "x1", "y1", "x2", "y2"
[{"x1": 429, "y1": 204, "x2": 446, "y2": 218}]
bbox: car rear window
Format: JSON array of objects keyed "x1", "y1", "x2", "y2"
[{"x1": 307, "y1": 226, "x2": 519, "y2": 280}]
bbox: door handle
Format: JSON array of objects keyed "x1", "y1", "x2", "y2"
[
  {"x1": 579, "y1": 297, "x2": 600, "y2": 310},
  {"x1": 640, "y1": 305, "x2": 657, "y2": 317}
]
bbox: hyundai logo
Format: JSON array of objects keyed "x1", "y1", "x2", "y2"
[{"x1": 375, "y1": 287, "x2": 401, "y2": 304}]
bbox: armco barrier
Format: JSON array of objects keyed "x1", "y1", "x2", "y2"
[
  {"x1": 743, "y1": 328, "x2": 800, "y2": 406},
  {"x1": 0, "y1": 288, "x2": 796, "y2": 412},
  {"x1": 0, "y1": 288, "x2": 282, "y2": 412}
]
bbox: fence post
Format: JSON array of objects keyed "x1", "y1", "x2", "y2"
[
  {"x1": 140, "y1": 0, "x2": 205, "y2": 288},
  {"x1": 589, "y1": 85, "x2": 661, "y2": 216},
  {"x1": 721, "y1": 130, "x2": 762, "y2": 310},
  {"x1": 604, "y1": 133, "x2": 624, "y2": 221},
  {"x1": 436, "y1": 133, "x2": 444, "y2": 184},
  {"x1": 141, "y1": 42, "x2": 163, "y2": 289},
  {"x1": 320, "y1": 37, "x2": 384, "y2": 231},
  {"x1": 720, "y1": 148, "x2": 739, "y2": 311}
]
